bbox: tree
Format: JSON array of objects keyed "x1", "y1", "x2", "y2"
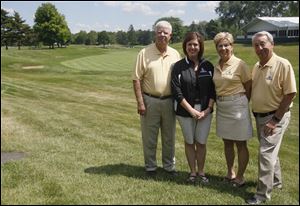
[
  {"x1": 205, "y1": 19, "x2": 223, "y2": 40},
  {"x1": 23, "y1": 27, "x2": 39, "y2": 47},
  {"x1": 127, "y1": 24, "x2": 137, "y2": 47},
  {"x1": 72, "y1": 30, "x2": 87, "y2": 44},
  {"x1": 1, "y1": 9, "x2": 13, "y2": 49},
  {"x1": 98, "y1": 31, "x2": 110, "y2": 47},
  {"x1": 56, "y1": 14, "x2": 71, "y2": 47},
  {"x1": 107, "y1": 32, "x2": 116, "y2": 44},
  {"x1": 136, "y1": 29, "x2": 152, "y2": 45},
  {"x1": 116, "y1": 30, "x2": 127, "y2": 45},
  {"x1": 215, "y1": 1, "x2": 244, "y2": 32},
  {"x1": 11, "y1": 11, "x2": 30, "y2": 50},
  {"x1": 188, "y1": 21, "x2": 207, "y2": 39},
  {"x1": 85, "y1": 30, "x2": 97, "y2": 45},
  {"x1": 33, "y1": 3, "x2": 71, "y2": 48},
  {"x1": 287, "y1": 1, "x2": 299, "y2": 16}
]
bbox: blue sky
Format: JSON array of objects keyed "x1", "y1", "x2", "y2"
[{"x1": 1, "y1": 1, "x2": 220, "y2": 34}]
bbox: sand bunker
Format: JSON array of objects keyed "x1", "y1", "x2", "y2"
[
  {"x1": 1, "y1": 152, "x2": 27, "y2": 164},
  {"x1": 22, "y1": 65, "x2": 44, "y2": 69}
]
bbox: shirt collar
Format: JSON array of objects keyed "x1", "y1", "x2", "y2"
[
  {"x1": 258, "y1": 53, "x2": 276, "y2": 69},
  {"x1": 185, "y1": 56, "x2": 204, "y2": 66},
  {"x1": 153, "y1": 43, "x2": 170, "y2": 57},
  {"x1": 224, "y1": 54, "x2": 236, "y2": 66}
]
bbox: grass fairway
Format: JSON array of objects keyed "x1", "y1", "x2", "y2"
[{"x1": 1, "y1": 42, "x2": 299, "y2": 205}]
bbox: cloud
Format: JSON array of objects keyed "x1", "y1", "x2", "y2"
[
  {"x1": 74, "y1": 22, "x2": 111, "y2": 33},
  {"x1": 164, "y1": 1, "x2": 188, "y2": 7},
  {"x1": 165, "y1": 9, "x2": 185, "y2": 17},
  {"x1": 197, "y1": 1, "x2": 219, "y2": 11},
  {"x1": 2, "y1": 7, "x2": 15, "y2": 15},
  {"x1": 121, "y1": 2, "x2": 157, "y2": 16},
  {"x1": 100, "y1": 1, "x2": 187, "y2": 16}
]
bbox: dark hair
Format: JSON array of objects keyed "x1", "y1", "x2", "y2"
[{"x1": 182, "y1": 32, "x2": 204, "y2": 60}]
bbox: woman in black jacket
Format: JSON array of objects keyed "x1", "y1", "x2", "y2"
[{"x1": 171, "y1": 32, "x2": 216, "y2": 184}]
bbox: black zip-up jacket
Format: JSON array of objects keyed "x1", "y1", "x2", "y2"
[{"x1": 171, "y1": 57, "x2": 216, "y2": 117}]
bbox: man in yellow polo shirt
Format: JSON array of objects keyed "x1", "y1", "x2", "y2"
[
  {"x1": 246, "y1": 31, "x2": 297, "y2": 204},
  {"x1": 132, "y1": 21, "x2": 181, "y2": 176}
]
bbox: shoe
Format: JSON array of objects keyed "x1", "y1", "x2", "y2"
[
  {"x1": 186, "y1": 173, "x2": 197, "y2": 184},
  {"x1": 198, "y1": 174, "x2": 209, "y2": 184},
  {"x1": 146, "y1": 170, "x2": 157, "y2": 177},
  {"x1": 273, "y1": 183, "x2": 283, "y2": 189},
  {"x1": 166, "y1": 170, "x2": 178, "y2": 177},
  {"x1": 232, "y1": 179, "x2": 245, "y2": 187},
  {"x1": 223, "y1": 176, "x2": 236, "y2": 182},
  {"x1": 246, "y1": 197, "x2": 265, "y2": 205}
]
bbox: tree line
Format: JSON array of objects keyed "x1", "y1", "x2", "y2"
[{"x1": 1, "y1": 1, "x2": 298, "y2": 49}]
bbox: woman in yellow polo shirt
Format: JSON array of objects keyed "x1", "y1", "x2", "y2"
[{"x1": 213, "y1": 32, "x2": 253, "y2": 187}]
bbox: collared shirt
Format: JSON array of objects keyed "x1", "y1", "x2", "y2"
[
  {"x1": 252, "y1": 53, "x2": 297, "y2": 113},
  {"x1": 132, "y1": 43, "x2": 181, "y2": 96},
  {"x1": 213, "y1": 55, "x2": 251, "y2": 96}
]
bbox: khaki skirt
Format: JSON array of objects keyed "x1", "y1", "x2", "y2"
[{"x1": 216, "y1": 95, "x2": 253, "y2": 140}]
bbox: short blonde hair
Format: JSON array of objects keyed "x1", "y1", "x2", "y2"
[{"x1": 213, "y1": 32, "x2": 234, "y2": 46}]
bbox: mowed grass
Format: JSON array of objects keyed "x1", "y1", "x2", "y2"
[{"x1": 1, "y1": 42, "x2": 299, "y2": 205}]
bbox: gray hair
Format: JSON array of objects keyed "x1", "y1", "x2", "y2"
[
  {"x1": 252, "y1": 31, "x2": 274, "y2": 44},
  {"x1": 154, "y1": 20, "x2": 172, "y2": 33}
]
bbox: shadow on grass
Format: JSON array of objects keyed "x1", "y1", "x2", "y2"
[{"x1": 84, "y1": 163, "x2": 256, "y2": 199}]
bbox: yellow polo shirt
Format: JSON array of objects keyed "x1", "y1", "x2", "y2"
[
  {"x1": 132, "y1": 43, "x2": 181, "y2": 96},
  {"x1": 213, "y1": 55, "x2": 251, "y2": 96},
  {"x1": 252, "y1": 53, "x2": 297, "y2": 113}
]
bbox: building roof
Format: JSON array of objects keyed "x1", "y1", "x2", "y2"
[{"x1": 242, "y1": 17, "x2": 299, "y2": 31}]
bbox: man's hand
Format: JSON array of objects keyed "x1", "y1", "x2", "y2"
[
  {"x1": 263, "y1": 119, "x2": 277, "y2": 136},
  {"x1": 138, "y1": 102, "x2": 146, "y2": 115}
]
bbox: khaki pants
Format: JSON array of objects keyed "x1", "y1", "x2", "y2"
[
  {"x1": 141, "y1": 94, "x2": 176, "y2": 172},
  {"x1": 254, "y1": 111, "x2": 291, "y2": 201}
]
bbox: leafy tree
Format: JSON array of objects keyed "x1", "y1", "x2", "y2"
[
  {"x1": 215, "y1": 1, "x2": 244, "y2": 31},
  {"x1": 287, "y1": 1, "x2": 299, "y2": 16},
  {"x1": 23, "y1": 27, "x2": 39, "y2": 47},
  {"x1": 136, "y1": 29, "x2": 152, "y2": 45},
  {"x1": 85, "y1": 30, "x2": 97, "y2": 45},
  {"x1": 188, "y1": 21, "x2": 207, "y2": 39},
  {"x1": 107, "y1": 31, "x2": 116, "y2": 44},
  {"x1": 33, "y1": 3, "x2": 71, "y2": 48},
  {"x1": 98, "y1": 31, "x2": 110, "y2": 47},
  {"x1": 116, "y1": 30, "x2": 127, "y2": 45},
  {"x1": 56, "y1": 14, "x2": 71, "y2": 47},
  {"x1": 189, "y1": 21, "x2": 198, "y2": 32},
  {"x1": 205, "y1": 19, "x2": 223, "y2": 40},
  {"x1": 72, "y1": 30, "x2": 87, "y2": 44}
]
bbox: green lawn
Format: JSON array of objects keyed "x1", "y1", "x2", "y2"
[{"x1": 1, "y1": 42, "x2": 299, "y2": 205}]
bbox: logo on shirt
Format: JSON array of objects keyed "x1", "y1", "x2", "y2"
[
  {"x1": 200, "y1": 67, "x2": 206, "y2": 73},
  {"x1": 224, "y1": 70, "x2": 233, "y2": 76},
  {"x1": 266, "y1": 75, "x2": 273, "y2": 80}
]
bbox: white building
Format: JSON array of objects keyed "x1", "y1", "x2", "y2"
[{"x1": 239, "y1": 17, "x2": 299, "y2": 42}]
